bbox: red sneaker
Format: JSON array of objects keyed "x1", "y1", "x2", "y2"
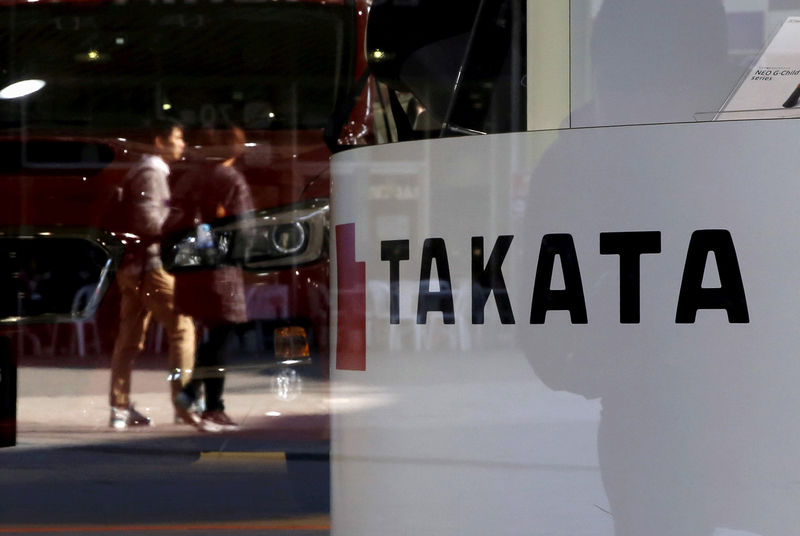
[
  {"x1": 174, "y1": 407, "x2": 202, "y2": 426},
  {"x1": 199, "y1": 410, "x2": 238, "y2": 432}
]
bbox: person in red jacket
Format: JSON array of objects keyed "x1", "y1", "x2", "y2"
[{"x1": 169, "y1": 125, "x2": 254, "y2": 432}]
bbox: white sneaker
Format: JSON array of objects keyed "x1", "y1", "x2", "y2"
[
  {"x1": 109, "y1": 405, "x2": 152, "y2": 430},
  {"x1": 110, "y1": 407, "x2": 128, "y2": 430}
]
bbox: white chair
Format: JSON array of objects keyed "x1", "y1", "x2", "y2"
[
  {"x1": 49, "y1": 284, "x2": 101, "y2": 357},
  {"x1": 71, "y1": 284, "x2": 102, "y2": 357}
]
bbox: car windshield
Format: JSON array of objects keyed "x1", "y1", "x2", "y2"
[{"x1": 0, "y1": 1, "x2": 354, "y2": 134}]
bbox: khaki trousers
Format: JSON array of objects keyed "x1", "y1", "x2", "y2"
[{"x1": 109, "y1": 267, "x2": 195, "y2": 408}]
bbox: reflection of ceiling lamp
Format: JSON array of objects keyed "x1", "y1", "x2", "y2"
[
  {"x1": 74, "y1": 49, "x2": 107, "y2": 63},
  {"x1": 0, "y1": 79, "x2": 45, "y2": 99}
]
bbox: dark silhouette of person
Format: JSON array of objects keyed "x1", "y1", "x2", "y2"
[
  {"x1": 519, "y1": 2, "x2": 800, "y2": 535},
  {"x1": 167, "y1": 125, "x2": 254, "y2": 432},
  {"x1": 572, "y1": 0, "x2": 739, "y2": 128}
]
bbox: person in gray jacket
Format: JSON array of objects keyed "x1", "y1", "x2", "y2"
[{"x1": 108, "y1": 120, "x2": 197, "y2": 430}]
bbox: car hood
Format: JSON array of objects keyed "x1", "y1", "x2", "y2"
[{"x1": 0, "y1": 130, "x2": 332, "y2": 229}]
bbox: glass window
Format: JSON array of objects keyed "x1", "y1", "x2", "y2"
[
  {"x1": 570, "y1": 0, "x2": 800, "y2": 127},
  {"x1": 363, "y1": 0, "x2": 526, "y2": 142},
  {"x1": 0, "y1": 1, "x2": 363, "y2": 533},
  {"x1": 0, "y1": 3, "x2": 354, "y2": 133}
]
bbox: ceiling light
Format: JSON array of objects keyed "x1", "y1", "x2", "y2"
[{"x1": 0, "y1": 79, "x2": 45, "y2": 99}]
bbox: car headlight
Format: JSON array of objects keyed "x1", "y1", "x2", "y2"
[{"x1": 163, "y1": 199, "x2": 329, "y2": 272}]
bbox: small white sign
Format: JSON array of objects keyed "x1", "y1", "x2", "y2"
[{"x1": 719, "y1": 17, "x2": 800, "y2": 119}]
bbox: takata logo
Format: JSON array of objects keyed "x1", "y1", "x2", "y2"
[
  {"x1": 335, "y1": 224, "x2": 750, "y2": 370},
  {"x1": 335, "y1": 223, "x2": 366, "y2": 371}
]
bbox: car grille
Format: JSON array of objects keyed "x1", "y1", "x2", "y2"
[{"x1": 0, "y1": 229, "x2": 123, "y2": 323}]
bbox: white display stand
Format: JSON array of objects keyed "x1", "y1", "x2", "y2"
[
  {"x1": 331, "y1": 118, "x2": 800, "y2": 536},
  {"x1": 718, "y1": 17, "x2": 800, "y2": 119}
]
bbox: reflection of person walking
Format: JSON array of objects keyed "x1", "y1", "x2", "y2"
[
  {"x1": 108, "y1": 120, "x2": 197, "y2": 430},
  {"x1": 171, "y1": 125, "x2": 254, "y2": 433}
]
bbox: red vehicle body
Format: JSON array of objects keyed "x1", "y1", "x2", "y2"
[{"x1": 0, "y1": 0, "x2": 372, "y2": 399}]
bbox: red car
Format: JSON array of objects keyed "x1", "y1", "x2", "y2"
[{"x1": 0, "y1": 0, "x2": 373, "y2": 443}]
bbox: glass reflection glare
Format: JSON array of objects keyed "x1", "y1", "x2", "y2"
[
  {"x1": 272, "y1": 368, "x2": 302, "y2": 401},
  {"x1": 0, "y1": 79, "x2": 45, "y2": 99}
]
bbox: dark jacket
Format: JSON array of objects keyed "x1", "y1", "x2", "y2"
[{"x1": 167, "y1": 163, "x2": 254, "y2": 325}]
